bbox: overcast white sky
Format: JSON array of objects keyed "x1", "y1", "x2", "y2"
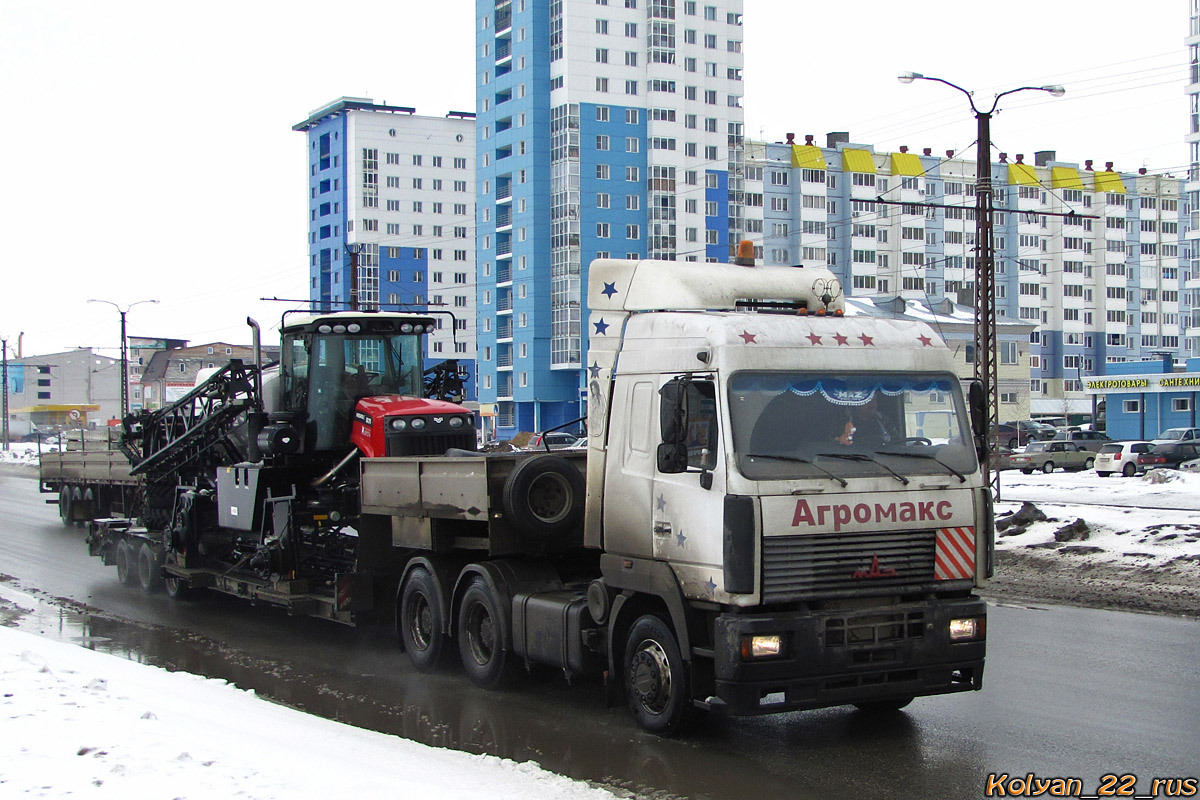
[{"x1": 0, "y1": 1, "x2": 1185, "y2": 359}]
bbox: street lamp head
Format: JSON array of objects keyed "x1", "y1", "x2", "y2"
[
  {"x1": 1042, "y1": 84, "x2": 1066, "y2": 98},
  {"x1": 897, "y1": 71, "x2": 923, "y2": 84}
]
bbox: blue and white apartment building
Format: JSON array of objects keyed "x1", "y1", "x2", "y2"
[
  {"x1": 474, "y1": 0, "x2": 745, "y2": 436},
  {"x1": 294, "y1": 98, "x2": 478, "y2": 400}
]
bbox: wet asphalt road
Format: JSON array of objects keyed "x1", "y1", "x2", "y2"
[{"x1": 2, "y1": 472, "x2": 1198, "y2": 799}]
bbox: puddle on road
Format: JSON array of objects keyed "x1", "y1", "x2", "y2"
[{"x1": 0, "y1": 578, "x2": 801, "y2": 800}]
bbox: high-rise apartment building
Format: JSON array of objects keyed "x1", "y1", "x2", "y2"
[
  {"x1": 475, "y1": 0, "x2": 745, "y2": 436},
  {"x1": 1185, "y1": 1, "x2": 1200, "y2": 357},
  {"x1": 294, "y1": 98, "x2": 478, "y2": 399},
  {"x1": 744, "y1": 135, "x2": 1186, "y2": 420}
]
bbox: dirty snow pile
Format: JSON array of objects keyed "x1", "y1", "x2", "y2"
[
  {"x1": 0, "y1": 624, "x2": 619, "y2": 799},
  {"x1": 0, "y1": 443, "x2": 45, "y2": 466},
  {"x1": 995, "y1": 468, "x2": 1200, "y2": 569}
]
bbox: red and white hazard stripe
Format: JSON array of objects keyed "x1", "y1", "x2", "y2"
[{"x1": 935, "y1": 527, "x2": 975, "y2": 581}]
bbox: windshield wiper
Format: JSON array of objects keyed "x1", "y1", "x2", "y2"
[
  {"x1": 742, "y1": 453, "x2": 848, "y2": 488},
  {"x1": 875, "y1": 449, "x2": 967, "y2": 483},
  {"x1": 816, "y1": 452, "x2": 909, "y2": 485}
]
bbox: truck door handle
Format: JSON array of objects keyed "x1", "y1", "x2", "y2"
[{"x1": 653, "y1": 522, "x2": 672, "y2": 536}]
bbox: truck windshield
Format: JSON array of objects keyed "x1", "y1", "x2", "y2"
[{"x1": 729, "y1": 371, "x2": 977, "y2": 480}]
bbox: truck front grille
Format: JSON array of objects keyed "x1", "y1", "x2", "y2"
[{"x1": 762, "y1": 529, "x2": 936, "y2": 602}]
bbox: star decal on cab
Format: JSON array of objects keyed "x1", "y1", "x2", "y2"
[
  {"x1": 739, "y1": 331, "x2": 757, "y2": 344},
  {"x1": 832, "y1": 333, "x2": 850, "y2": 346},
  {"x1": 593, "y1": 318, "x2": 610, "y2": 335}
]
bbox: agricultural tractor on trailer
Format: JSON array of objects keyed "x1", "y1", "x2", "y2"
[
  {"x1": 41, "y1": 311, "x2": 475, "y2": 616},
  {"x1": 43, "y1": 253, "x2": 992, "y2": 735}
]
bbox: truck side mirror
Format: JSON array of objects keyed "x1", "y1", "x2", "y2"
[{"x1": 966, "y1": 380, "x2": 986, "y2": 438}]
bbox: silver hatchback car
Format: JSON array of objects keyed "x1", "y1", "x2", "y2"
[{"x1": 1095, "y1": 441, "x2": 1153, "y2": 477}]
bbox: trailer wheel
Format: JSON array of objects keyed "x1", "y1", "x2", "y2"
[
  {"x1": 501, "y1": 455, "x2": 585, "y2": 541},
  {"x1": 115, "y1": 540, "x2": 137, "y2": 586},
  {"x1": 59, "y1": 488, "x2": 72, "y2": 526},
  {"x1": 137, "y1": 542, "x2": 162, "y2": 593},
  {"x1": 457, "y1": 578, "x2": 519, "y2": 689},
  {"x1": 399, "y1": 567, "x2": 447, "y2": 672},
  {"x1": 163, "y1": 575, "x2": 194, "y2": 600},
  {"x1": 624, "y1": 614, "x2": 693, "y2": 735},
  {"x1": 854, "y1": 696, "x2": 914, "y2": 713}
]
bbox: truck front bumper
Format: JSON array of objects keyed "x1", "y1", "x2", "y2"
[{"x1": 703, "y1": 596, "x2": 986, "y2": 716}]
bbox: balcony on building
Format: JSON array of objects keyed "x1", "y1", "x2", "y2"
[
  {"x1": 496, "y1": 206, "x2": 512, "y2": 230},
  {"x1": 497, "y1": 318, "x2": 514, "y2": 340},
  {"x1": 494, "y1": 0, "x2": 512, "y2": 33},
  {"x1": 497, "y1": 344, "x2": 513, "y2": 369},
  {"x1": 496, "y1": 263, "x2": 512, "y2": 284}
]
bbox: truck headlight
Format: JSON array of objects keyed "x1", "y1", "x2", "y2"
[
  {"x1": 949, "y1": 617, "x2": 985, "y2": 642},
  {"x1": 390, "y1": 419, "x2": 407, "y2": 431},
  {"x1": 410, "y1": 418, "x2": 426, "y2": 430},
  {"x1": 741, "y1": 634, "x2": 786, "y2": 660},
  {"x1": 448, "y1": 416, "x2": 464, "y2": 428}
]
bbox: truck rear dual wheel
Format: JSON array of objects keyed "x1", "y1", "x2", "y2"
[
  {"x1": 136, "y1": 543, "x2": 162, "y2": 593},
  {"x1": 400, "y1": 567, "x2": 448, "y2": 672},
  {"x1": 115, "y1": 541, "x2": 137, "y2": 586},
  {"x1": 457, "y1": 578, "x2": 520, "y2": 689},
  {"x1": 59, "y1": 488, "x2": 72, "y2": 527},
  {"x1": 624, "y1": 614, "x2": 693, "y2": 736}
]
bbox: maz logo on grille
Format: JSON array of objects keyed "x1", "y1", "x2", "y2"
[{"x1": 852, "y1": 554, "x2": 898, "y2": 579}]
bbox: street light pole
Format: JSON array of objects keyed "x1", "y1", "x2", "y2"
[
  {"x1": 897, "y1": 72, "x2": 1064, "y2": 500},
  {"x1": 88, "y1": 298, "x2": 159, "y2": 419}
]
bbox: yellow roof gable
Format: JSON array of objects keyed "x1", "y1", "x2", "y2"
[
  {"x1": 890, "y1": 152, "x2": 923, "y2": 176},
  {"x1": 790, "y1": 144, "x2": 827, "y2": 169},
  {"x1": 842, "y1": 148, "x2": 876, "y2": 174},
  {"x1": 1050, "y1": 166, "x2": 1083, "y2": 190},
  {"x1": 1007, "y1": 163, "x2": 1038, "y2": 186},
  {"x1": 1093, "y1": 171, "x2": 1126, "y2": 193}
]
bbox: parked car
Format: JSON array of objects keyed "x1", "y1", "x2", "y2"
[
  {"x1": 525, "y1": 430, "x2": 584, "y2": 450},
  {"x1": 1051, "y1": 429, "x2": 1111, "y2": 446},
  {"x1": 1094, "y1": 441, "x2": 1153, "y2": 477},
  {"x1": 1152, "y1": 427, "x2": 1200, "y2": 445},
  {"x1": 1138, "y1": 441, "x2": 1200, "y2": 470},
  {"x1": 989, "y1": 445, "x2": 1015, "y2": 471},
  {"x1": 1179, "y1": 458, "x2": 1200, "y2": 474},
  {"x1": 1009, "y1": 440, "x2": 1097, "y2": 474},
  {"x1": 992, "y1": 421, "x2": 1051, "y2": 449}
]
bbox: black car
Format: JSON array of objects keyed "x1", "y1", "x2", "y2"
[{"x1": 1138, "y1": 441, "x2": 1200, "y2": 470}]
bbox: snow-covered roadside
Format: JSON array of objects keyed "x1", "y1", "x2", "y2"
[
  {"x1": 0, "y1": 620, "x2": 621, "y2": 799},
  {"x1": 987, "y1": 469, "x2": 1200, "y2": 617}
]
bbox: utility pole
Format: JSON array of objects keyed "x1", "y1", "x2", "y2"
[{"x1": 898, "y1": 73, "x2": 1064, "y2": 501}]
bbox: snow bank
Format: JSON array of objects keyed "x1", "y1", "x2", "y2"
[{"x1": 0, "y1": 625, "x2": 619, "y2": 799}]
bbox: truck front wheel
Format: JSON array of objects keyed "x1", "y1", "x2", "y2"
[
  {"x1": 400, "y1": 567, "x2": 447, "y2": 672},
  {"x1": 457, "y1": 578, "x2": 519, "y2": 689},
  {"x1": 624, "y1": 615, "x2": 692, "y2": 735}
]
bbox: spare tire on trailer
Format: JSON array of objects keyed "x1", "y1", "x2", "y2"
[{"x1": 501, "y1": 455, "x2": 585, "y2": 541}]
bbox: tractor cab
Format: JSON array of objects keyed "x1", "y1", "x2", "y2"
[{"x1": 278, "y1": 312, "x2": 431, "y2": 452}]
